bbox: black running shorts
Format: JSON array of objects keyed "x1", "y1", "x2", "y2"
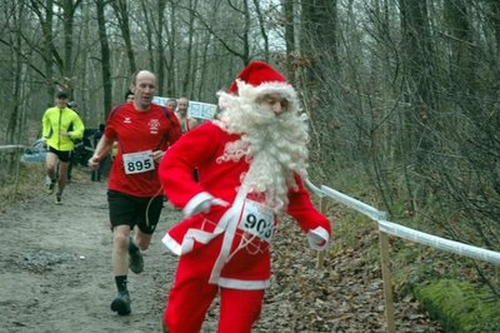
[
  {"x1": 49, "y1": 146, "x2": 71, "y2": 163},
  {"x1": 107, "y1": 190, "x2": 164, "y2": 234}
]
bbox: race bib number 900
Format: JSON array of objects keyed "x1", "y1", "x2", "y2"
[
  {"x1": 122, "y1": 150, "x2": 155, "y2": 175},
  {"x1": 239, "y1": 199, "x2": 274, "y2": 243}
]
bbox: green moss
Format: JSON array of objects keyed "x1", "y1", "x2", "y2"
[{"x1": 414, "y1": 279, "x2": 500, "y2": 332}]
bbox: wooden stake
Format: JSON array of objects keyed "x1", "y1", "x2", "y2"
[{"x1": 379, "y1": 231, "x2": 396, "y2": 333}]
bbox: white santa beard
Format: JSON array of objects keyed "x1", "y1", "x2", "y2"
[{"x1": 217, "y1": 100, "x2": 310, "y2": 214}]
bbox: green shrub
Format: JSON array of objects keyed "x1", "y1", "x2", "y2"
[{"x1": 414, "y1": 279, "x2": 500, "y2": 332}]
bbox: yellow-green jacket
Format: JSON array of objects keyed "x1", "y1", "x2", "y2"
[{"x1": 42, "y1": 107, "x2": 85, "y2": 152}]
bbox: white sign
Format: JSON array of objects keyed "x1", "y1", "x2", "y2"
[
  {"x1": 153, "y1": 96, "x2": 217, "y2": 120},
  {"x1": 152, "y1": 96, "x2": 171, "y2": 107},
  {"x1": 188, "y1": 101, "x2": 217, "y2": 120}
]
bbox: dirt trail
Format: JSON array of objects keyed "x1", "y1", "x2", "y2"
[
  {"x1": 0, "y1": 169, "x2": 443, "y2": 333},
  {"x1": 0, "y1": 171, "x2": 183, "y2": 333}
]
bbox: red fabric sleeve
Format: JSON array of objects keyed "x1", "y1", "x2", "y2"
[
  {"x1": 286, "y1": 176, "x2": 332, "y2": 236},
  {"x1": 159, "y1": 123, "x2": 222, "y2": 208}
]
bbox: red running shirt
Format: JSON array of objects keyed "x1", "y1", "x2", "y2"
[{"x1": 105, "y1": 103, "x2": 181, "y2": 197}]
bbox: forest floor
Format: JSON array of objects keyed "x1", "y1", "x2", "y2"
[{"x1": 0, "y1": 166, "x2": 444, "y2": 333}]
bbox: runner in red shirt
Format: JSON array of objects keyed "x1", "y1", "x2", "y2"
[{"x1": 89, "y1": 70, "x2": 181, "y2": 316}]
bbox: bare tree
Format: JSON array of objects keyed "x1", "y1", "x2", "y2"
[
  {"x1": 139, "y1": 0, "x2": 156, "y2": 71},
  {"x1": 29, "y1": 0, "x2": 58, "y2": 100},
  {"x1": 155, "y1": 0, "x2": 167, "y2": 94},
  {"x1": 95, "y1": 0, "x2": 113, "y2": 118},
  {"x1": 111, "y1": 0, "x2": 137, "y2": 74},
  {"x1": 60, "y1": 0, "x2": 83, "y2": 90},
  {"x1": 299, "y1": 0, "x2": 339, "y2": 177},
  {"x1": 180, "y1": 0, "x2": 196, "y2": 95},
  {"x1": 4, "y1": 2, "x2": 29, "y2": 144},
  {"x1": 251, "y1": 0, "x2": 269, "y2": 62},
  {"x1": 282, "y1": 0, "x2": 296, "y2": 80},
  {"x1": 164, "y1": 0, "x2": 177, "y2": 97}
]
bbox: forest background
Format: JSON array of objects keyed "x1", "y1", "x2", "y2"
[{"x1": 0, "y1": 0, "x2": 499, "y2": 330}]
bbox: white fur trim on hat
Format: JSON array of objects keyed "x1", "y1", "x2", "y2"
[{"x1": 236, "y1": 79, "x2": 296, "y2": 100}]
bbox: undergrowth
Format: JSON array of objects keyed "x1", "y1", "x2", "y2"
[
  {"x1": 0, "y1": 163, "x2": 46, "y2": 209},
  {"x1": 5, "y1": 165, "x2": 500, "y2": 331},
  {"x1": 311, "y1": 172, "x2": 500, "y2": 332}
]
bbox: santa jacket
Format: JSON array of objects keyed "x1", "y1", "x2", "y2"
[{"x1": 159, "y1": 121, "x2": 331, "y2": 290}]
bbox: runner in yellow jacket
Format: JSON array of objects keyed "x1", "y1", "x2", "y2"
[{"x1": 42, "y1": 91, "x2": 85, "y2": 204}]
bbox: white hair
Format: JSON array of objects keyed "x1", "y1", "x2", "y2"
[{"x1": 216, "y1": 81, "x2": 309, "y2": 214}]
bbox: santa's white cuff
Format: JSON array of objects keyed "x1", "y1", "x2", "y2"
[
  {"x1": 183, "y1": 192, "x2": 214, "y2": 217},
  {"x1": 162, "y1": 233, "x2": 182, "y2": 256},
  {"x1": 307, "y1": 226, "x2": 329, "y2": 251}
]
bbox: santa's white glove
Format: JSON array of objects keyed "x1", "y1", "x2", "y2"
[
  {"x1": 307, "y1": 227, "x2": 330, "y2": 251},
  {"x1": 191, "y1": 198, "x2": 229, "y2": 216}
]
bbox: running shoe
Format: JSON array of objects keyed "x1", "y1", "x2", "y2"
[
  {"x1": 47, "y1": 182, "x2": 55, "y2": 194},
  {"x1": 110, "y1": 291, "x2": 131, "y2": 315},
  {"x1": 128, "y1": 238, "x2": 144, "y2": 274},
  {"x1": 55, "y1": 194, "x2": 62, "y2": 205}
]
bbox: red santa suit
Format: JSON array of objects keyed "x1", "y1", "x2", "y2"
[{"x1": 159, "y1": 61, "x2": 332, "y2": 333}]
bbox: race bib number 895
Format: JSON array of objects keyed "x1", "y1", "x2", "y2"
[
  {"x1": 239, "y1": 199, "x2": 274, "y2": 243},
  {"x1": 122, "y1": 150, "x2": 155, "y2": 175}
]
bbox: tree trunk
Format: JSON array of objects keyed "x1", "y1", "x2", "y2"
[
  {"x1": 282, "y1": 0, "x2": 295, "y2": 81},
  {"x1": 61, "y1": 0, "x2": 83, "y2": 97},
  {"x1": 112, "y1": 0, "x2": 137, "y2": 74},
  {"x1": 301, "y1": 0, "x2": 339, "y2": 83},
  {"x1": 95, "y1": 0, "x2": 113, "y2": 118},
  {"x1": 181, "y1": 0, "x2": 196, "y2": 95},
  {"x1": 30, "y1": 0, "x2": 56, "y2": 102},
  {"x1": 156, "y1": 0, "x2": 167, "y2": 95}
]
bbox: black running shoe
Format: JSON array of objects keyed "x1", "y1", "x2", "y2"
[
  {"x1": 47, "y1": 182, "x2": 55, "y2": 194},
  {"x1": 110, "y1": 291, "x2": 131, "y2": 315},
  {"x1": 55, "y1": 194, "x2": 62, "y2": 205},
  {"x1": 128, "y1": 238, "x2": 144, "y2": 274}
]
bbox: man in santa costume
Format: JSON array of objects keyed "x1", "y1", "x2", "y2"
[{"x1": 158, "y1": 60, "x2": 331, "y2": 333}]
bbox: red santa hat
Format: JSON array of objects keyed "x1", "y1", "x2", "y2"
[{"x1": 227, "y1": 61, "x2": 298, "y2": 105}]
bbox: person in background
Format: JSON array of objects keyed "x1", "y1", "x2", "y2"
[
  {"x1": 167, "y1": 98, "x2": 177, "y2": 112},
  {"x1": 125, "y1": 89, "x2": 134, "y2": 103},
  {"x1": 175, "y1": 97, "x2": 198, "y2": 133},
  {"x1": 42, "y1": 91, "x2": 85, "y2": 204},
  {"x1": 175, "y1": 96, "x2": 200, "y2": 181},
  {"x1": 158, "y1": 61, "x2": 332, "y2": 332},
  {"x1": 88, "y1": 70, "x2": 182, "y2": 316}
]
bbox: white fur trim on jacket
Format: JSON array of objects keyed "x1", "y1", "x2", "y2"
[
  {"x1": 307, "y1": 226, "x2": 330, "y2": 251},
  {"x1": 183, "y1": 191, "x2": 214, "y2": 217},
  {"x1": 162, "y1": 205, "x2": 234, "y2": 256}
]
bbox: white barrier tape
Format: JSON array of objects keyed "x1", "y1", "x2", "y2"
[
  {"x1": 320, "y1": 185, "x2": 387, "y2": 221},
  {"x1": 0, "y1": 145, "x2": 26, "y2": 151},
  {"x1": 305, "y1": 178, "x2": 324, "y2": 197},
  {"x1": 378, "y1": 220, "x2": 500, "y2": 265},
  {"x1": 305, "y1": 179, "x2": 500, "y2": 266}
]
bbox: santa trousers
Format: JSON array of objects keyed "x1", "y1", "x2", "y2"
[
  {"x1": 162, "y1": 243, "x2": 265, "y2": 333},
  {"x1": 163, "y1": 279, "x2": 264, "y2": 333}
]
